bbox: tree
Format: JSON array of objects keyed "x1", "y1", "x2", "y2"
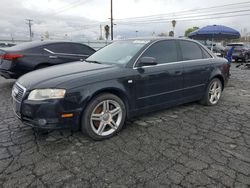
[
  {"x1": 158, "y1": 32, "x2": 168, "y2": 37},
  {"x1": 171, "y1": 20, "x2": 177, "y2": 36},
  {"x1": 184, "y1": 27, "x2": 199, "y2": 37},
  {"x1": 44, "y1": 31, "x2": 49, "y2": 39},
  {"x1": 169, "y1": 31, "x2": 174, "y2": 37}
]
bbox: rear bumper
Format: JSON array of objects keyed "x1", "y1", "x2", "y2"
[
  {"x1": 0, "y1": 70, "x2": 17, "y2": 79},
  {"x1": 232, "y1": 53, "x2": 245, "y2": 60}
]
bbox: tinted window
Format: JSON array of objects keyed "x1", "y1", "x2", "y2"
[
  {"x1": 71, "y1": 44, "x2": 95, "y2": 55},
  {"x1": 180, "y1": 41, "x2": 203, "y2": 60},
  {"x1": 141, "y1": 40, "x2": 178, "y2": 64},
  {"x1": 46, "y1": 43, "x2": 95, "y2": 55},
  {"x1": 201, "y1": 47, "x2": 212, "y2": 58},
  {"x1": 227, "y1": 43, "x2": 243, "y2": 47}
]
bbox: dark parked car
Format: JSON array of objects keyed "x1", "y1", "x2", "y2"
[
  {"x1": 205, "y1": 43, "x2": 225, "y2": 57},
  {"x1": 12, "y1": 38, "x2": 230, "y2": 140},
  {"x1": 0, "y1": 41, "x2": 96, "y2": 79},
  {"x1": 0, "y1": 42, "x2": 16, "y2": 48},
  {"x1": 224, "y1": 43, "x2": 250, "y2": 62}
]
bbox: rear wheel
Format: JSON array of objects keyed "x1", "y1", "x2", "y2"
[
  {"x1": 200, "y1": 78, "x2": 222, "y2": 106},
  {"x1": 81, "y1": 93, "x2": 126, "y2": 140}
]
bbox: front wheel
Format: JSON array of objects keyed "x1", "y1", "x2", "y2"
[
  {"x1": 200, "y1": 78, "x2": 223, "y2": 106},
  {"x1": 81, "y1": 93, "x2": 126, "y2": 140}
]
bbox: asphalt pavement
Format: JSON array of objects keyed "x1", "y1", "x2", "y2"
[{"x1": 0, "y1": 64, "x2": 249, "y2": 188}]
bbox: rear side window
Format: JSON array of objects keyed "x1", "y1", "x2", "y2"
[
  {"x1": 201, "y1": 47, "x2": 212, "y2": 58},
  {"x1": 180, "y1": 41, "x2": 203, "y2": 60},
  {"x1": 142, "y1": 40, "x2": 178, "y2": 64},
  {"x1": 71, "y1": 44, "x2": 95, "y2": 55},
  {"x1": 46, "y1": 43, "x2": 95, "y2": 55}
]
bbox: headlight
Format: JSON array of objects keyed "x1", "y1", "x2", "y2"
[{"x1": 28, "y1": 89, "x2": 66, "y2": 101}]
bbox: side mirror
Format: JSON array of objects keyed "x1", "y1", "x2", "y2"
[{"x1": 138, "y1": 57, "x2": 157, "y2": 67}]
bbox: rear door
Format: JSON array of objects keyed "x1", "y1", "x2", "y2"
[
  {"x1": 44, "y1": 43, "x2": 95, "y2": 64},
  {"x1": 134, "y1": 40, "x2": 183, "y2": 109},
  {"x1": 179, "y1": 40, "x2": 213, "y2": 100}
]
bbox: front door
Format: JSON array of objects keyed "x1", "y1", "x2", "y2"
[{"x1": 134, "y1": 40, "x2": 183, "y2": 109}]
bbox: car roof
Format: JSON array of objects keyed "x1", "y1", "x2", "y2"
[
  {"x1": 119, "y1": 37, "x2": 201, "y2": 44},
  {"x1": 4, "y1": 41, "x2": 88, "y2": 51}
]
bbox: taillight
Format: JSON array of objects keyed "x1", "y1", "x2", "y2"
[{"x1": 0, "y1": 54, "x2": 23, "y2": 60}]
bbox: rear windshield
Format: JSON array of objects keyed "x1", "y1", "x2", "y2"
[
  {"x1": 4, "y1": 41, "x2": 44, "y2": 51},
  {"x1": 227, "y1": 44, "x2": 243, "y2": 47}
]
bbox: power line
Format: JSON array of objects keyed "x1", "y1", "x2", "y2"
[
  {"x1": 117, "y1": 13, "x2": 250, "y2": 26},
  {"x1": 115, "y1": 1, "x2": 250, "y2": 21},
  {"x1": 54, "y1": 0, "x2": 88, "y2": 15},
  {"x1": 116, "y1": 8, "x2": 250, "y2": 24},
  {"x1": 52, "y1": 1, "x2": 250, "y2": 36}
]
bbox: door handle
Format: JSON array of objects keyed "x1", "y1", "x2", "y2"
[
  {"x1": 49, "y1": 55, "x2": 58, "y2": 59},
  {"x1": 175, "y1": 71, "x2": 182, "y2": 75}
]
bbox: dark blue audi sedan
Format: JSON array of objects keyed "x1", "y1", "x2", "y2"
[{"x1": 12, "y1": 38, "x2": 230, "y2": 140}]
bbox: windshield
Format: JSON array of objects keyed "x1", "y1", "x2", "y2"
[{"x1": 86, "y1": 40, "x2": 150, "y2": 65}]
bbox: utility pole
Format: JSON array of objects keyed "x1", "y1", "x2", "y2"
[
  {"x1": 100, "y1": 24, "x2": 103, "y2": 40},
  {"x1": 26, "y1": 19, "x2": 33, "y2": 41},
  {"x1": 110, "y1": 0, "x2": 114, "y2": 40}
]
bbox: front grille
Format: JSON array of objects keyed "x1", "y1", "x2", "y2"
[{"x1": 12, "y1": 83, "x2": 26, "y2": 102}]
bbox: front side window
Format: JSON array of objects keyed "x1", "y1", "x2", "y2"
[
  {"x1": 141, "y1": 40, "x2": 178, "y2": 64},
  {"x1": 180, "y1": 41, "x2": 203, "y2": 60},
  {"x1": 46, "y1": 43, "x2": 73, "y2": 54}
]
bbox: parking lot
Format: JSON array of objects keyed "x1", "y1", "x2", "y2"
[{"x1": 0, "y1": 64, "x2": 249, "y2": 187}]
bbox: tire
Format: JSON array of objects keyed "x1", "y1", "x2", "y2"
[
  {"x1": 200, "y1": 78, "x2": 223, "y2": 106},
  {"x1": 244, "y1": 54, "x2": 249, "y2": 63},
  {"x1": 81, "y1": 93, "x2": 126, "y2": 140}
]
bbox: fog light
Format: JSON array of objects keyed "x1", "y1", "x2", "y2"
[{"x1": 38, "y1": 119, "x2": 47, "y2": 126}]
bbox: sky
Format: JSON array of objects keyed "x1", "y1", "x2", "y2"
[{"x1": 0, "y1": 0, "x2": 250, "y2": 41}]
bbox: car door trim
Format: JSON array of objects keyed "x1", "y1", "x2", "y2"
[
  {"x1": 44, "y1": 48, "x2": 89, "y2": 57},
  {"x1": 133, "y1": 58, "x2": 214, "y2": 69},
  {"x1": 137, "y1": 83, "x2": 205, "y2": 100}
]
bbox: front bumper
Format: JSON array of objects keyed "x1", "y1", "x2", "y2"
[{"x1": 14, "y1": 98, "x2": 83, "y2": 130}]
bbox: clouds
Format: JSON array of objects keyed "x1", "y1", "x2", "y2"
[
  {"x1": 0, "y1": 0, "x2": 97, "y2": 40},
  {"x1": 0, "y1": 0, "x2": 249, "y2": 41}
]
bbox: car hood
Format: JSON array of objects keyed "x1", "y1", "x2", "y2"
[{"x1": 17, "y1": 61, "x2": 116, "y2": 90}]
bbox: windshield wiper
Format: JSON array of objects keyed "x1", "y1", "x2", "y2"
[{"x1": 85, "y1": 60, "x2": 102, "y2": 64}]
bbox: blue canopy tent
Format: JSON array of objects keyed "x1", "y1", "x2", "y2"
[{"x1": 188, "y1": 25, "x2": 240, "y2": 51}]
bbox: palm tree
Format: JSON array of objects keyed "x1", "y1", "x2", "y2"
[{"x1": 171, "y1": 20, "x2": 177, "y2": 37}]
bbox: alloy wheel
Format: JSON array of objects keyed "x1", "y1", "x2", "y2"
[
  {"x1": 90, "y1": 100, "x2": 123, "y2": 136},
  {"x1": 208, "y1": 80, "x2": 222, "y2": 105}
]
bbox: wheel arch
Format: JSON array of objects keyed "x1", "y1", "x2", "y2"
[
  {"x1": 83, "y1": 87, "x2": 130, "y2": 119},
  {"x1": 210, "y1": 74, "x2": 225, "y2": 90},
  {"x1": 34, "y1": 63, "x2": 52, "y2": 70}
]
